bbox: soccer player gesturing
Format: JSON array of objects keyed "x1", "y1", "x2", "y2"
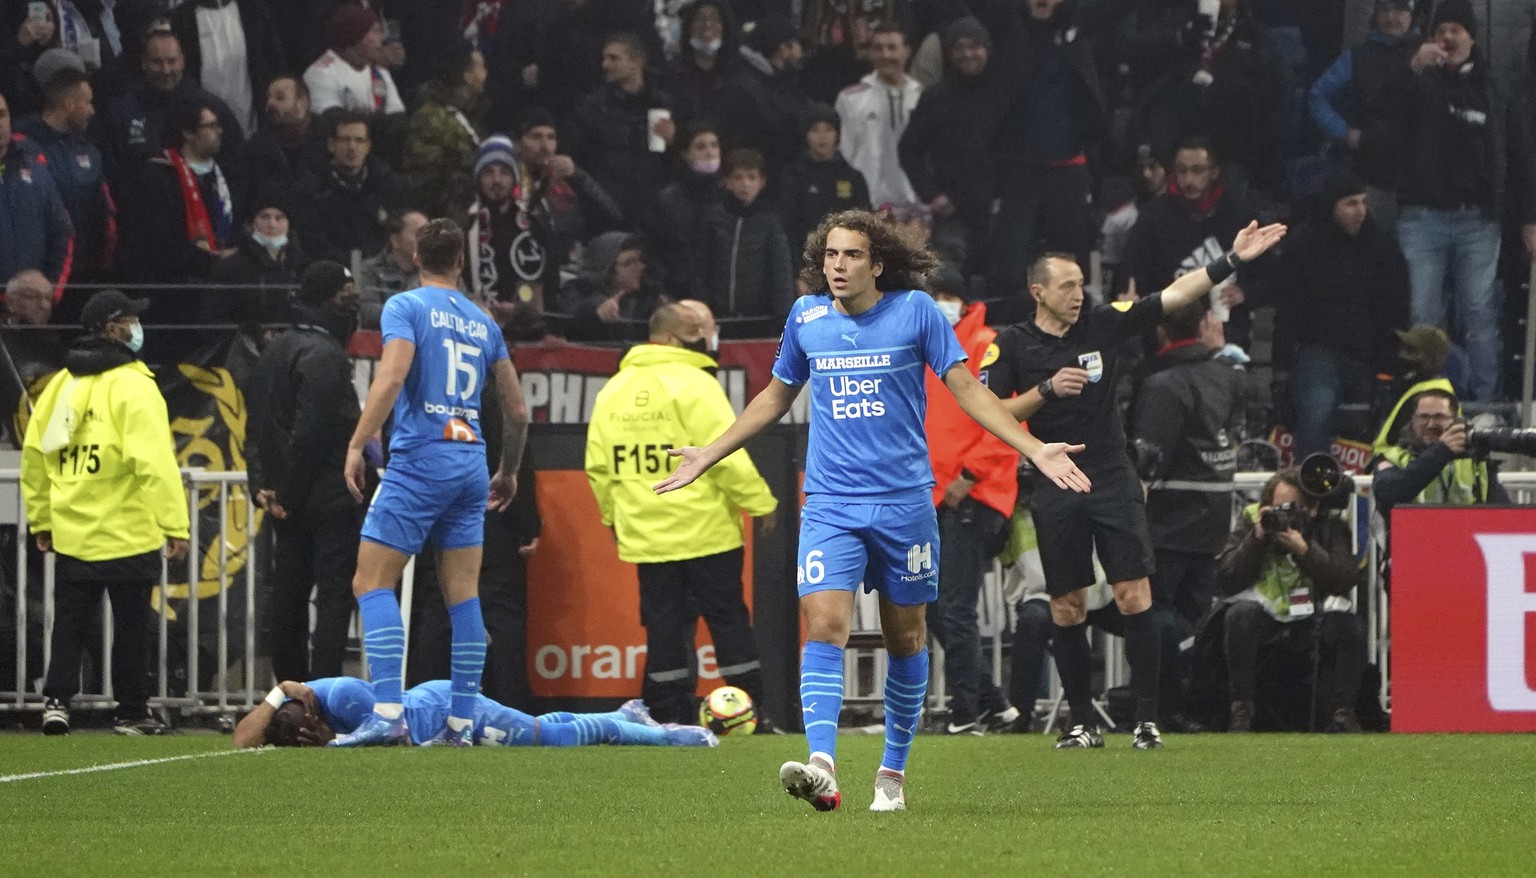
[
  {"x1": 655, "y1": 210, "x2": 1088, "y2": 812},
  {"x1": 983, "y1": 221, "x2": 1285, "y2": 751}
]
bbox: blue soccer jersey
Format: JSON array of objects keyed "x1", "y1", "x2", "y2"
[
  {"x1": 773, "y1": 291, "x2": 966, "y2": 501},
  {"x1": 380, "y1": 285, "x2": 509, "y2": 458},
  {"x1": 308, "y1": 676, "x2": 377, "y2": 736}
]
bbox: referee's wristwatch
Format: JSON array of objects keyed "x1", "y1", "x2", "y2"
[{"x1": 1037, "y1": 377, "x2": 1058, "y2": 401}]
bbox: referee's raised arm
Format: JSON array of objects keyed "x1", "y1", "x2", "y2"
[{"x1": 1159, "y1": 220, "x2": 1288, "y2": 312}]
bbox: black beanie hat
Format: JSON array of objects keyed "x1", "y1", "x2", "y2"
[
  {"x1": 1318, "y1": 168, "x2": 1368, "y2": 208},
  {"x1": 802, "y1": 102, "x2": 839, "y2": 135},
  {"x1": 941, "y1": 16, "x2": 992, "y2": 55},
  {"x1": 746, "y1": 16, "x2": 797, "y2": 56},
  {"x1": 1432, "y1": 0, "x2": 1477, "y2": 35},
  {"x1": 299, "y1": 261, "x2": 352, "y2": 305}
]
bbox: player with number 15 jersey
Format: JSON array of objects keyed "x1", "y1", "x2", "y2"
[{"x1": 363, "y1": 284, "x2": 510, "y2": 555}]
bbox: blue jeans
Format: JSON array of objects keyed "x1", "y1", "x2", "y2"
[
  {"x1": 1291, "y1": 345, "x2": 1373, "y2": 458},
  {"x1": 1397, "y1": 206, "x2": 1502, "y2": 400}
]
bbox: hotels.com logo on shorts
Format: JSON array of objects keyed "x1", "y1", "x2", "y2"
[{"x1": 1391, "y1": 508, "x2": 1536, "y2": 732}]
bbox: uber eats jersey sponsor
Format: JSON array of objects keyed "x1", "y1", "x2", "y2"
[
  {"x1": 773, "y1": 291, "x2": 966, "y2": 499},
  {"x1": 380, "y1": 286, "x2": 510, "y2": 456}
]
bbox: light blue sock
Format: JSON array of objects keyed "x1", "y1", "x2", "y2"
[
  {"x1": 357, "y1": 589, "x2": 405, "y2": 716},
  {"x1": 447, "y1": 597, "x2": 488, "y2": 725},
  {"x1": 799, "y1": 641, "x2": 845, "y2": 764},
  {"x1": 540, "y1": 717, "x2": 669, "y2": 747},
  {"x1": 538, "y1": 710, "x2": 629, "y2": 723},
  {"x1": 882, "y1": 649, "x2": 928, "y2": 773}
]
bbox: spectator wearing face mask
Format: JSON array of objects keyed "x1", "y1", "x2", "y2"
[
  {"x1": 665, "y1": 0, "x2": 737, "y2": 124},
  {"x1": 921, "y1": 264, "x2": 1021, "y2": 735},
  {"x1": 716, "y1": 16, "x2": 809, "y2": 179},
  {"x1": 204, "y1": 185, "x2": 307, "y2": 327},
  {"x1": 656, "y1": 121, "x2": 723, "y2": 300}
]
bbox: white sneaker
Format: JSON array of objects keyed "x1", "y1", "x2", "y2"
[
  {"x1": 42, "y1": 698, "x2": 69, "y2": 736},
  {"x1": 870, "y1": 768, "x2": 906, "y2": 812},
  {"x1": 779, "y1": 758, "x2": 841, "y2": 811}
]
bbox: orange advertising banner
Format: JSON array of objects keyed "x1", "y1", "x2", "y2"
[{"x1": 525, "y1": 470, "x2": 756, "y2": 698}]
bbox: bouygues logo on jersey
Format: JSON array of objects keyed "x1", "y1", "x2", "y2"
[
  {"x1": 443, "y1": 417, "x2": 478, "y2": 442},
  {"x1": 1391, "y1": 508, "x2": 1536, "y2": 732}
]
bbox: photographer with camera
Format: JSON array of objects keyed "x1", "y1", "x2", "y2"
[
  {"x1": 1372, "y1": 390, "x2": 1511, "y2": 517},
  {"x1": 1216, "y1": 467, "x2": 1368, "y2": 733}
]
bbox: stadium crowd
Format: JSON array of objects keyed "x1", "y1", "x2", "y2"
[{"x1": 3, "y1": 0, "x2": 1536, "y2": 736}]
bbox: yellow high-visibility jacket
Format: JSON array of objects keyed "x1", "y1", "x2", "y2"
[
  {"x1": 22, "y1": 349, "x2": 190, "y2": 561},
  {"x1": 585, "y1": 344, "x2": 777, "y2": 563}
]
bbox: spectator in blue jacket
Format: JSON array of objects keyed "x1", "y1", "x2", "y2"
[
  {"x1": 1308, "y1": 0, "x2": 1419, "y2": 232},
  {"x1": 16, "y1": 67, "x2": 111, "y2": 322},
  {"x1": 0, "y1": 91, "x2": 74, "y2": 288}
]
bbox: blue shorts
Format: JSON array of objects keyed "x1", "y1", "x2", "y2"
[
  {"x1": 361, "y1": 449, "x2": 490, "y2": 555},
  {"x1": 796, "y1": 497, "x2": 940, "y2": 606},
  {"x1": 404, "y1": 681, "x2": 536, "y2": 746}
]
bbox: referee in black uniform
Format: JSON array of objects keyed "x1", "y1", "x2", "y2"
[{"x1": 982, "y1": 221, "x2": 1286, "y2": 749}]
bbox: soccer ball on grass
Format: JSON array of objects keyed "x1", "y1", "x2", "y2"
[{"x1": 699, "y1": 686, "x2": 757, "y2": 736}]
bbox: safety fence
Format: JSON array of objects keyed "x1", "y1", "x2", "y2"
[{"x1": 4, "y1": 466, "x2": 1535, "y2": 726}]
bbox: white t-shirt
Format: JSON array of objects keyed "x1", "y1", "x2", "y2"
[
  {"x1": 197, "y1": 3, "x2": 254, "y2": 136},
  {"x1": 304, "y1": 49, "x2": 405, "y2": 116}
]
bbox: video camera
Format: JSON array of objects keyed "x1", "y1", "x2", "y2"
[
  {"x1": 1259, "y1": 454, "x2": 1355, "y2": 536},
  {"x1": 1452, "y1": 419, "x2": 1536, "y2": 459}
]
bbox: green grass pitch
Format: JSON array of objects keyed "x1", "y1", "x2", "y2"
[{"x1": 2, "y1": 732, "x2": 1533, "y2": 875}]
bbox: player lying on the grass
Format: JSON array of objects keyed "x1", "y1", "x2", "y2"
[{"x1": 232, "y1": 678, "x2": 718, "y2": 748}]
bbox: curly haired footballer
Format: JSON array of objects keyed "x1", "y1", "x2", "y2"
[{"x1": 797, "y1": 209, "x2": 941, "y2": 294}]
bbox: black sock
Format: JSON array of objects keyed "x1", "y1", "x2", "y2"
[
  {"x1": 1124, "y1": 608, "x2": 1161, "y2": 724},
  {"x1": 1053, "y1": 621, "x2": 1095, "y2": 728}
]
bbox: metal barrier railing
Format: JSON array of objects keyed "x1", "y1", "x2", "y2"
[
  {"x1": 4, "y1": 466, "x2": 1534, "y2": 723},
  {"x1": 1, "y1": 468, "x2": 261, "y2": 720}
]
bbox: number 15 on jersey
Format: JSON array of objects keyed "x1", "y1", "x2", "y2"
[{"x1": 442, "y1": 339, "x2": 481, "y2": 399}]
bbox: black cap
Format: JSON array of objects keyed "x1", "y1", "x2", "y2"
[
  {"x1": 81, "y1": 289, "x2": 149, "y2": 331},
  {"x1": 746, "y1": 16, "x2": 797, "y2": 56},
  {"x1": 299, "y1": 261, "x2": 352, "y2": 304},
  {"x1": 514, "y1": 104, "x2": 556, "y2": 137}
]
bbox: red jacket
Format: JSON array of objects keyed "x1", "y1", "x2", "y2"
[{"x1": 925, "y1": 302, "x2": 1019, "y2": 517}]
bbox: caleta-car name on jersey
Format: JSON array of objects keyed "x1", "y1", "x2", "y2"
[
  {"x1": 429, "y1": 308, "x2": 491, "y2": 341},
  {"x1": 812, "y1": 353, "x2": 891, "y2": 370}
]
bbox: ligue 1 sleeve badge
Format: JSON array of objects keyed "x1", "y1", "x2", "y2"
[{"x1": 1078, "y1": 351, "x2": 1104, "y2": 383}]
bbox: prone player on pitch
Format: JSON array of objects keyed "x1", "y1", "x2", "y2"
[{"x1": 655, "y1": 209, "x2": 1089, "y2": 812}]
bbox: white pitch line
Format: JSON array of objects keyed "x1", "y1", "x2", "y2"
[{"x1": 0, "y1": 746, "x2": 265, "y2": 783}]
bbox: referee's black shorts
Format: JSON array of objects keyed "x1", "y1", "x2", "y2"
[{"x1": 1029, "y1": 461, "x2": 1155, "y2": 597}]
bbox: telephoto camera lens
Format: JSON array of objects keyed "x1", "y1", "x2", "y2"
[{"x1": 1466, "y1": 427, "x2": 1536, "y2": 458}]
